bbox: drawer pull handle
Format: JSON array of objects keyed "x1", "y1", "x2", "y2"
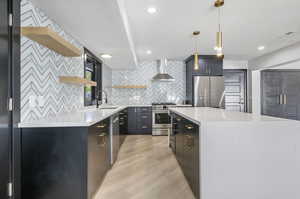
[
  {"x1": 185, "y1": 125, "x2": 194, "y2": 130},
  {"x1": 97, "y1": 125, "x2": 106, "y2": 128},
  {"x1": 97, "y1": 133, "x2": 106, "y2": 146},
  {"x1": 142, "y1": 116, "x2": 148, "y2": 118},
  {"x1": 142, "y1": 126, "x2": 148, "y2": 129}
]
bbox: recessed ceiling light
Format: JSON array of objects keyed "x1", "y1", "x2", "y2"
[
  {"x1": 147, "y1": 7, "x2": 157, "y2": 14},
  {"x1": 146, "y1": 50, "x2": 152, "y2": 55},
  {"x1": 101, "y1": 54, "x2": 112, "y2": 59},
  {"x1": 258, "y1": 46, "x2": 265, "y2": 51}
]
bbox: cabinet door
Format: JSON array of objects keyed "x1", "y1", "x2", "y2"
[
  {"x1": 0, "y1": 0, "x2": 11, "y2": 198},
  {"x1": 88, "y1": 120, "x2": 110, "y2": 199},
  {"x1": 129, "y1": 107, "x2": 152, "y2": 134},
  {"x1": 209, "y1": 59, "x2": 223, "y2": 76},
  {"x1": 136, "y1": 112, "x2": 152, "y2": 133},
  {"x1": 175, "y1": 116, "x2": 185, "y2": 167},
  {"x1": 127, "y1": 107, "x2": 137, "y2": 132},
  {"x1": 197, "y1": 58, "x2": 210, "y2": 76},
  {"x1": 193, "y1": 124, "x2": 200, "y2": 199},
  {"x1": 282, "y1": 72, "x2": 300, "y2": 120},
  {"x1": 261, "y1": 71, "x2": 285, "y2": 118},
  {"x1": 186, "y1": 61, "x2": 193, "y2": 104},
  {"x1": 119, "y1": 109, "x2": 128, "y2": 145},
  {"x1": 112, "y1": 115, "x2": 120, "y2": 164},
  {"x1": 182, "y1": 120, "x2": 195, "y2": 193}
]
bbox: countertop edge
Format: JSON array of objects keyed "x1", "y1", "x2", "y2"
[
  {"x1": 169, "y1": 108, "x2": 202, "y2": 126},
  {"x1": 18, "y1": 106, "x2": 127, "y2": 128},
  {"x1": 19, "y1": 104, "x2": 192, "y2": 128}
]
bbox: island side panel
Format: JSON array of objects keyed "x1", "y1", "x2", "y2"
[
  {"x1": 201, "y1": 121, "x2": 300, "y2": 199},
  {"x1": 21, "y1": 127, "x2": 88, "y2": 199}
]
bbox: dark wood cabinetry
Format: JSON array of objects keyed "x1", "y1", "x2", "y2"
[
  {"x1": 111, "y1": 114, "x2": 120, "y2": 164},
  {"x1": 119, "y1": 108, "x2": 128, "y2": 145},
  {"x1": 261, "y1": 70, "x2": 300, "y2": 120},
  {"x1": 185, "y1": 55, "x2": 223, "y2": 104},
  {"x1": 172, "y1": 113, "x2": 199, "y2": 199},
  {"x1": 88, "y1": 120, "x2": 110, "y2": 198},
  {"x1": 21, "y1": 119, "x2": 110, "y2": 199},
  {"x1": 127, "y1": 107, "x2": 152, "y2": 134}
]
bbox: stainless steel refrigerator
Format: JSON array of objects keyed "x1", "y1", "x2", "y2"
[{"x1": 193, "y1": 76, "x2": 225, "y2": 108}]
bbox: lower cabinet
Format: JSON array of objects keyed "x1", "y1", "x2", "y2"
[
  {"x1": 119, "y1": 108, "x2": 128, "y2": 145},
  {"x1": 21, "y1": 119, "x2": 111, "y2": 199},
  {"x1": 127, "y1": 107, "x2": 152, "y2": 134},
  {"x1": 88, "y1": 119, "x2": 111, "y2": 198},
  {"x1": 111, "y1": 114, "x2": 120, "y2": 165},
  {"x1": 173, "y1": 113, "x2": 200, "y2": 199}
]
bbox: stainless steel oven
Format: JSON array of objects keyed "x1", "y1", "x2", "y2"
[{"x1": 152, "y1": 103, "x2": 175, "y2": 136}]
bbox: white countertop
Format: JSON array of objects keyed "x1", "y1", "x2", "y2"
[
  {"x1": 19, "y1": 104, "x2": 189, "y2": 128},
  {"x1": 169, "y1": 107, "x2": 294, "y2": 125},
  {"x1": 19, "y1": 106, "x2": 127, "y2": 128}
]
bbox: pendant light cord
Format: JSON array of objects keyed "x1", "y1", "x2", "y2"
[
  {"x1": 218, "y1": 7, "x2": 221, "y2": 32},
  {"x1": 195, "y1": 36, "x2": 198, "y2": 53}
]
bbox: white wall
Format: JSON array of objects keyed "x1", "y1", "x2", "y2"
[
  {"x1": 249, "y1": 42, "x2": 300, "y2": 70},
  {"x1": 223, "y1": 59, "x2": 248, "y2": 70},
  {"x1": 251, "y1": 70, "x2": 261, "y2": 115}
]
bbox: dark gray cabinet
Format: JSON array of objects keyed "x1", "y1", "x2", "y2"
[
  {"x1": 127, "y1": 107, "x2": 152, "y2": 134},
  {"x1": 0, "y1": 0, "x2": 12, "y2": 198},
  {"x1": 261, "y1": 70, "x2": 300, "y2": 120},
  {"x1": 172, "y1": 113, "x2": 199, "y2": 199},
  {"x1": 186, "y1": 55, "x2": 223, "y2": 76},
  {"x1": 119, "y1": 108, "x2": 128, "y2": 146},
  {"x1": 111, "y1": 114, "x2": 120, "y2": 164},
  {"x1": 88, "y1": 120, "x2": 110, "y2": 199},
  {"x1": 185, "y1": 55, "x2": 223, "y2": 104},
  {"x1": 21, "y1": 119, "x2": 111, "y2": 199}
]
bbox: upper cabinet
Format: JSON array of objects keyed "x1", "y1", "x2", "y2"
[
  {"x1": 185, "y1": 55, "x2": 223, "y2": 76},
  {"x1": 21, "y1": 27, "x2": 82, "y2": 57}
]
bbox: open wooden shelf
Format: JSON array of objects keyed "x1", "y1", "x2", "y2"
[
  {"x1": 59, "y1": 76, "x2": 97, "y2": 87},
  {"x1": 112, "y1": 85, "x2": 147, "y2": 89},
  {"x1": 21, "y1": 27, "x2": 81, "y2": 57}
]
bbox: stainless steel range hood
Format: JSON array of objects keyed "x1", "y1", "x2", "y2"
[{"x1": 152, "y1": 58, "x2": 175, "y2": 82}]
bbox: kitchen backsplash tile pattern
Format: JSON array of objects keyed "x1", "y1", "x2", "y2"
[
  {"x1": 111, "y1": 61, "x2": 186, "y2": 105},
  {"x1": 21, "y1": 0, "x2": 84, "y2": 122}
]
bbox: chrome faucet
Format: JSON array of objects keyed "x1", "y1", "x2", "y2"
[{"x1": 96, "y1": 89, "x2": 108, "y2": 108}]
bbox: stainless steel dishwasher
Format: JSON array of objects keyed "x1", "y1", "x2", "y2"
[{"x1": 110, "y1": 114, "x2": 120, "y2": 165}]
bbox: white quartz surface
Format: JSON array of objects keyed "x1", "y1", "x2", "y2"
[
  {"x1": 169, "y1": 107, "x2": 292, "y2": 125},
  {"x1": 18, "y1": 104, "x2": 192, "y2": 128},
  {"x1": 19, "y1": 106, "x2": 127, "y2": 128}
]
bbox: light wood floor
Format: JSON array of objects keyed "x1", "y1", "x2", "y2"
[{"x1": 95, "y1": 135, "x2": 195, "y2": 199}]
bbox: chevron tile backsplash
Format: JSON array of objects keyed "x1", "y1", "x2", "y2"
[
  {"x1": 111, "y1": 61, "x2": 186, "y2": 105},
  {"x1": 21, "y1": 0, "x2": 84, "y2": 122}
]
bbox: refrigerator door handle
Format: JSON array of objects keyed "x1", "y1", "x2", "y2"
[
  {"x1": 279, "y1": 94, "x2": 284, "y2": 105},
  {"x1": 283, "y1": 94, "x2": 287, "y2": 105},
  {"x1": 279, "y1": 94, "x2": 282, "y2": 105},
  {"x1": 218, "y1": 91, "x2": 226, "y2": 108}
]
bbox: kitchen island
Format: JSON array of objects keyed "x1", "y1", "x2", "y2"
[{"x1": 169, "y1": 107, "x2": 300, "y2": 199}]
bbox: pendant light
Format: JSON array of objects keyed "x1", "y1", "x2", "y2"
[
  {"x1": 214, "y1": 0, "x2": 224, "y2": 57},
  {"x1": 193, "y1": 31, "x2": 200, "y2": 70}
]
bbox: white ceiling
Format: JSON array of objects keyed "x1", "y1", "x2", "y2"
[
  {"x1": 31, "y1": 0, "x2": 137, "y2": 69},
  {"x1": 31, "y1": 0, "x2": 300, "y2": 69},
  {"x1": 124, "y1": 0, "x2": 300, "y2": 61}
]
